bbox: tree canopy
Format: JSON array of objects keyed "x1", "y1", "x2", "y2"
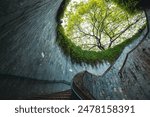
[
  {"x1": 61, "y1": 0, "x2": 146, "y2": 51},
  {"x1": 111, "y1": 0, "x2": 150, "y2": 14}
]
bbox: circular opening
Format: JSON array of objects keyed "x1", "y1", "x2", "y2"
[{"x1": 57, "y1": 0, "x2": 146, "y2": 64}]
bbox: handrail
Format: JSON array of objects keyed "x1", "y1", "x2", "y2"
[
  {"x1": 71, "y1": 72, "x2": 95, "y2": 100},
  {"x1": 119, "y1": 9, "x2": 150, "y2": 78}
]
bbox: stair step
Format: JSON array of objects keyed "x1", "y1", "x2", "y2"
[{"x1": 32, "y1": 90, "x2": 72, "y2": 100}]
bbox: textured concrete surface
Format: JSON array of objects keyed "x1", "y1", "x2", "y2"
[
  {"x1": 0, "y1": 0, "x2": 149, "y2": 99},
  {"x1": 0, "y1": 0, "x2": 110, "y2": 80},
  {"x1": 0, "y1": 74, "x2": 70, "y2": 99},
  {"x1": 0, "y1": 0, "x2": 110, "y2": 99},
  {"x1": 83, "y1": 9, "x2": 150, "y2": 100}
]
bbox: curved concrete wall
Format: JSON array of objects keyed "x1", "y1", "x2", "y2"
[
  {"x1": 0, "y1": 0, "x2": 149, "y2": 99},
  {"x1": 0, "y1": 0, "x2": 109, "y2": 82},
  {"x1": 83, "y1": 9, "x2": 150, "y2": 99},
  {"x1": 120, "y1": 9, "x2": 150, "y2": 99},
  {"x1": 0, "y1": 0, "x2": 110, "y2": 98}
]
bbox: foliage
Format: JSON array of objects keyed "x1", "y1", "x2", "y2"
[
  {"x1": 56, "y1": 0, "x2": 146, "y2": 64},
  {"x1": 111, "y1": 0, "x2": 142, "y2": 14},
  {"x1": 62, "y1": 0, "x2": 145, "y2": 51},
  {"x1": 111, "y1": 0, "x2": 150, "y2": 14},
  {"x1": 57, "y1": 24, "x2": 146, "y2": 64}
]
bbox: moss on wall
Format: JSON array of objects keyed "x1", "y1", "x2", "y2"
[{"x1": 57, "y1": 24, "x2": 145, "y2": 64}]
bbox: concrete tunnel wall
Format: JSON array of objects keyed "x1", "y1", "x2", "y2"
[
  {"x1": 0, "y1": 0, "x2": 110, "y2": 81},
  {"x1": 0, "y1": 0, "x2": 111, "y2": 99},
  {"x1": 0, "y1": 0, "x2": 149, "y2": 99},
  {"x1": 83, "y1": 9, "x2": 150, "y2": 100}
]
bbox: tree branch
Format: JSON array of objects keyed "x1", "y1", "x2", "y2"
[{"x1": 111, "y1": 15, "x2": 145, "y2": 43}]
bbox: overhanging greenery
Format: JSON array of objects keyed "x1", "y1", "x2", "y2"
[
  {"x1": 63, "y1": 0, "x2": 145, "y2": 51},
  {"x1": 111, "y1": 0, "x2": 142, "y2": 14},
  {"x1": 57, "y1": 24, "x2": 145, "y2": 64},
  {"x1": 56, "y1": 0, "x2": 146, "y2": 64}
]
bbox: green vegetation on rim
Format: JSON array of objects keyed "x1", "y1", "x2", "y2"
[
  {"x1": 57, "y1": 24, "x2": 145, "y2": 64},
  {"x1": 56, "y1": 0, "x2": 146, "y2": 64}
]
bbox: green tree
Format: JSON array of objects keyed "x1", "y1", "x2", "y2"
[{"x1": 62, "y1": 0, "x2": 146, "y2": 51}]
